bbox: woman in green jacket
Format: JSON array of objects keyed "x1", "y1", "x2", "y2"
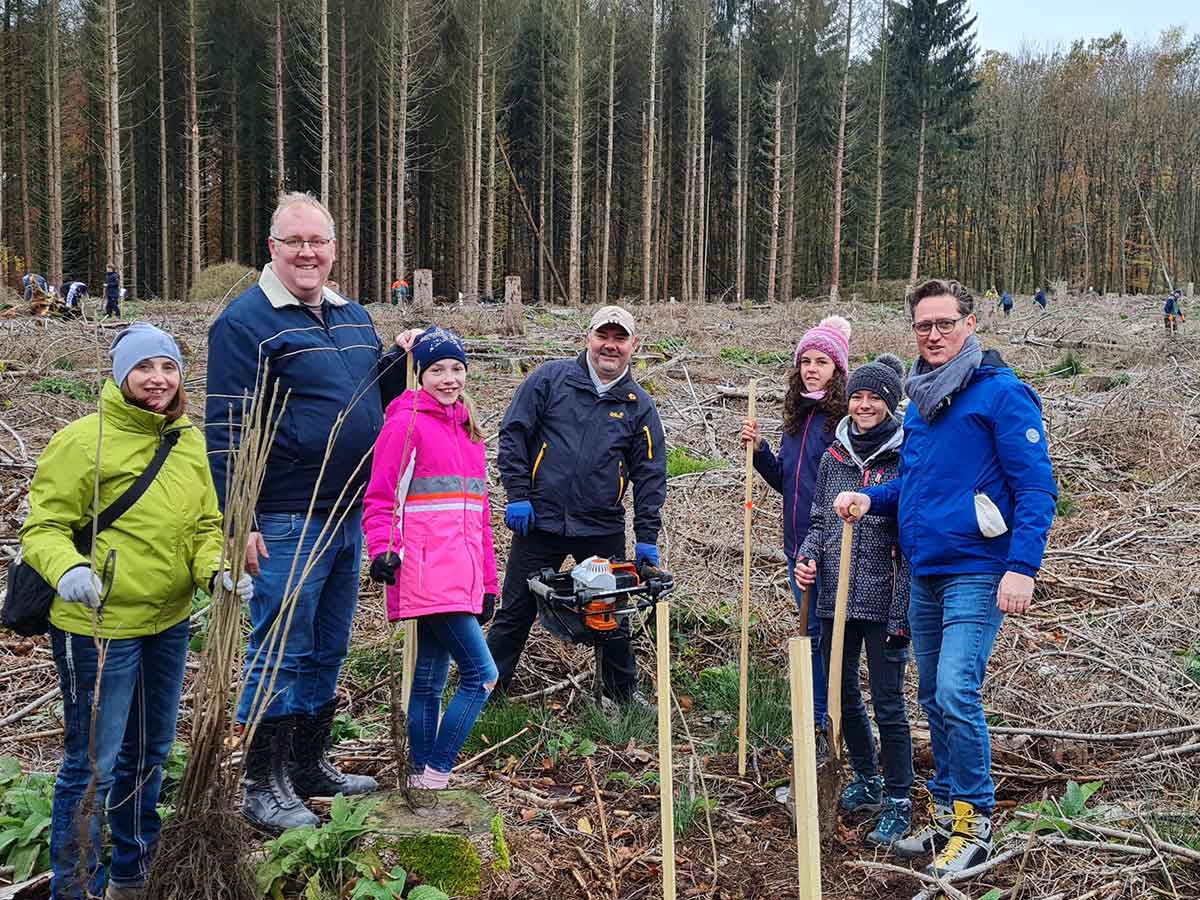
[{"x1": 19, "y1": 323, "x2": 252, "y2": 900}]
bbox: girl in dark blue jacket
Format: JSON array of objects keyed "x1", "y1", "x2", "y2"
[{"x1": 740, "y1": 315, "x2": 851, "y2": 736}]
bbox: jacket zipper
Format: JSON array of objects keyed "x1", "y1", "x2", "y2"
[
  {"x1": 790, "y1": 410, "x2": 814, "y2": 549},
  {"x1": 531, "y1": 441, "x2": 547, "y2": 485},
  {"x1": 642, "y1": 426, "x2": 654, "y2": 460},
  {"x1": 617, "y1": 460, "x2": 625, "y2": 503}
]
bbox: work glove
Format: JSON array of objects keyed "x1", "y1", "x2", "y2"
[
  {"x1": 57, "y1": 566, "x2": 103, "y2": 609},
  {"x1": 477, "y1": 593, "x2": 498, "y2": 626},
  {"x1": 885, "y1": 632, "x2": 910, "y2": 650},
  {"x1": 634, "y1": 543, "x2": 659, "y2": 568},
  {"x1": 504, "y1": 501, "x2": 535, "y2": 537},
  {"x1": 369, "y1": 552, "x2": 402, "y2": 586},
  {"x1": 212, "y1": 571, "x2": 254, "y2": 602}
]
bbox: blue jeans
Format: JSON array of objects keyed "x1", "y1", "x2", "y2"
[
  {"x1": 409, "y1": 613, "x2": 499, "y2": 773},
  {"x1": 49, "y1": 620, "x2": 189, "y2": 898},
  {"x1": 787, "y1": 558, "x2": 828, "y2": 729},
  {"x1": 238, "y1": 508, "x2": 363, "y2": 722},
  {"x1": 909, "y1": 573, "x2": 1004, "y2": 812}
]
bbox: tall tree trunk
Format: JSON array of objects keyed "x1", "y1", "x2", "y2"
[
  {"x1": 128, "y1": 127, "x2": 138, "y2": 297},
  {"x1": 469, "y1": 0, "x2": 485, "y2": 303},
  {"x1": 599, "y1": 1, "x2": 615, "y2": 304},
  {"x1": 483, "y1": 67, "x2": 497, "y2": 299},
  {"x1": 384, "y1": 21, "x2": 395, "y2": 287},
  {"x1": 320, "y1": 0, "x2": 330, "y2": 201},
  {"x1": 640, "y1": 0, "x2": 657, "y2": 303},
  {"x1": 339, "y1": 3, "x2": 350, "y2": 278},
  {"x1": 46, "y1": 0, "x2": 63, "y2": 285},
  {"x1": 373, "y1": 88, "x2": 382, "y2": 302},
  {"x1": 394, "y1": 0, "x2": 410, "y2": 285},
  {"x1": 107, "y1": 0, "x2": 124, "y2": 281},
  {"x1": 231, "y1": 92, "x2": 241, "y2": 263},
  {"x1": 869, "y1": 0, "x2": 887, "y2": 295},
  {"x1": 18, "y1": 1, "x2": 33, "y2": 269},
  {"x1": 735, "y1": 43, "x2": 745, "y2": 304},
  {"x1": 766, "y1": 80, "x2": 782, "y2": 304},
  {"x1": 567, "y1": 0, "x2": 582, "y2": 305},
  {"x1": 694, "y1": 12, "x2": 708, "y2": 304},
  {"x1": 188, "y1": 0, "x2": 201, "y2": 284},
  {"x1": 537, "y1": 0, "x2": 547, "y2": 301},
  {"x1": 829, "y1": 0, "x2": 853, "y2": 301},
  {"x1": 274, "y1": 0, "x2": 285, "y2": 196},
  {"x1": 353, "y1": 78, "x2": 364, "y2": 296},
  {"x1": 780, "y1": 96, "x2": 796, "y2": 302},
  {"x1": 909, "y1": 109, "x2": 928, "y2": 285}
]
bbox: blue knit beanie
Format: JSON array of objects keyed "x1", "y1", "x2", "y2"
[
  {"x1": 411, "y1": 326, "x2": 468, "y2": 381},
  {"x1": 109, "y1": 323, "x2": 184, "y2": 387}
]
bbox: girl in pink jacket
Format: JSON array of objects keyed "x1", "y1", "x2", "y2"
[{"x1": 363, "y1": 327, "x2": 499, "y2": 790}]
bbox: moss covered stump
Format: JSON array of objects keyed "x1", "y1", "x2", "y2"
[{"x1": 364, "y1": 790, "x2": 498, "y2": 896}]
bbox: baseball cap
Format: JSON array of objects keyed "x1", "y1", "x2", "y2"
[{"x1": 588, "y1": 305, "x2": 636, "y2": 336}]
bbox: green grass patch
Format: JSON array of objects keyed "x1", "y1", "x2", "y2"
[
  {"x1": 667, "y1": 447, "x2": 725, "y2": 478},
  {"x1": 754, "y1": 350, "x2": 790, "y2": 366},
  {"x1": 187, "y1": 261, "x2": 258, "y2": 305},
  {"x1": 647, "y1": 336, "x2": 686, "y2": 356},
  {"x1": 673, "y1": 789, "x2": 717, "y2": 838},
  {"x1": 696, "y1": 663, "x2": 792, "y2": 752},
  {"x1": 1048, "y1": 351, "x2": 1086, "y2": 377},
  {"x1": 461, "y1": 698, "x2": 543, "y2": 760},
  {"x1": 32, "y1": 376, "x2": 94, "y2": 402},
  {"x1": 343, "y1": 642, "x2": 398, "y2": 689},
  {"x1": 577, "y1": 700, "x2": 657, "y2": 747},
  {"x1": 719, "y1": 347, "x2": 752, "y2": 364},
  {"x1": 1179, "y1": 645, "x2": 1200, "y2": 686}
]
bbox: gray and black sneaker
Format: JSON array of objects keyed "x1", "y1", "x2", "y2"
[
  {"x1": 892, "y1": 796, "x2": 954, "y2": 859},
  {"x1": 839, "y1": 773, "x2": 885, "y2": 815},
  {"x1": 925, "y1": 801, "x2": 993, "y2": 876},
  {"x1": 866, "y1": 796, "x2": 913, "y2": 849}
]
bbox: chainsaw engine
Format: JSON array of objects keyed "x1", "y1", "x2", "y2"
[{"x1": 528, "y1": 556, "x2": 673, "y2": 645}]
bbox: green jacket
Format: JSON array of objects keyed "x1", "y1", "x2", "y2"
[{"x1": 20, "y1": 380, "x2": 225, "y2": 638}]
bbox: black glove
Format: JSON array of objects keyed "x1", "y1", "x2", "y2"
[
  {"x1": 885, "y1": 632, "x2": 911, "y2": 650},
  {"x1": 477, "y1": 593, "x2": 498, "y2": 625},
  {"x1": 369, "y1": 552, "x2": 402, "y2": 585}
]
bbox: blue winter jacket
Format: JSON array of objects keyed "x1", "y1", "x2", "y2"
[
  {"x1": 753, "y1": 406, "x2": 835, "y2": 560},
  {"x1": 497, "y1": 353, "x2": 667, "y2": 544},
  {"x1": 864, "y1": 350, "x2": 1056, "y2": 578},
  {"x1": 204, "y1": 265, "x2": 384, "y2": 515}
]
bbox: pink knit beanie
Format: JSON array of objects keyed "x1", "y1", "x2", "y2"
[{"x1": 794, "y1": 315, "x2": 852, "y2": 373}]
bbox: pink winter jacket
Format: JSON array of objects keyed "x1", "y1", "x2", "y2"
[{"x1": 363, "y1": 389, "x2": 499, "y2": 621}]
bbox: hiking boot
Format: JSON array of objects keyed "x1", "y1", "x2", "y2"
[
  {"x1": 600, "y1": 690, "x2": 654, "y2": 716},
  {"x1": 866, "y1": 796, "x2": 913, "y2": 849},
  {"x1": 839, "y1": 773, "x2": 884, "y2": 815},
  {"x1": 893, "y1": 796, "x2": 954, "y2": 859},
  {"x1": 925, "y1": 800, "x2": 993, "y2": 877},
  {"x1": 242, "y1": 717, "x2": 320, "y2": 835},
  {"x1": 290, "y1": 701, "x2": 380, "y2": 799}
]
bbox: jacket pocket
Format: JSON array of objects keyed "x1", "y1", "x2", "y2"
[
  {"x1": 257, "y1": 513, "x2": 297, "y2": 541},
  {"x1": 531, "y1": 441, "x2": 548, "y2": 485}
]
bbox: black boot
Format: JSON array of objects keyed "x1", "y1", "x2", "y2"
[
  {"x1": 241, "y1": 716, "x2": 320, "y2": 834},
  {"x1": 290, "y1": 701, "x2": 380, "y2": 798}
]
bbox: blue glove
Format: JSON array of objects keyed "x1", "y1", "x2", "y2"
[
  {"x1": 634, "y1": 543, "x2": 659, "y2": 567},
  {"x1": 505, "y1": 500, "x2": 535, "y2": 536}
]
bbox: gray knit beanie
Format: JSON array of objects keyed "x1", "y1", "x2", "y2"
[
  {"x1": 846, "y1": 353, "x2": 905, "y2": 413},
  {"x1": 109, "y1": 322, "x2": 184, "y2": 387}
]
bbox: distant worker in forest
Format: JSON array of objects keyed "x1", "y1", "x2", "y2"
[
  {"x1": 104, "y1": 264, "x2": 121, "y2": 317},
  {"x1": 63, "y1": 280, "x2": 88, "y2": 318},
  {"x1": 1033, "y1": 287, "x2": 1048, "y2": 310},
  {"x1": 1164, "y1": 289, "x2": 1184, "y2": 334},
  {"x1": 999, "y1": 290, "x2": 1013, "y2": 318},
  {"x1": 22, "y1": 272, "x2": 49, "y2": 302},
  {"x1": 391, "y1": 277, "x2": 410, "y2": 305}
]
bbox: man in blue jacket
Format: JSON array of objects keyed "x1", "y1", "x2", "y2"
[
  {"x1": 206, "y1": 192, "x2": 385, "y2": 834},
  {"x1": 835, "y1": 278, "x2": 1055, "y2": 876},
  {"x1": 104, "y1": 264, "x2": 121, "y2": 317},
  {"x1": 490, "y1": 305, "x2": 667, "y2": 707}
]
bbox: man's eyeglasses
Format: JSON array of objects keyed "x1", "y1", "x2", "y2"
[
  {"x1": 271, "y1": 235, "x2": 334, "y2": 251},
  {"x1": 912, "y1": 315, "x2": 968, "y2": 337}
]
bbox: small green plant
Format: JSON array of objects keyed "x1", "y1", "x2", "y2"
[
  {"x1": 648, "y1": 336, "x2": 686, "y2": 356},
  {"x1": 0, "y1": 758, "x2": 53, "y2": 881},
  {"x1": 50, "y1": 355, "x2": 76, "y2": 371},
  {"x1": 545, "y1": 726, "x2": 598, "y2": 765},
  {"x1": 159, "y1": 742, "x2": 189, "y2": 805},
  {"x1": 667, "y1": 447, "x2": 725, "y2": 478},
  {"x1": 719, "y1": 347, "x2": 752, "y2": 364},
  {"x1": 348, "y1": 862, "x2": 450, "y2": 900},
  {"x1": 1179, "y1": 645, "x2": 1200, "y2": 685},
  {"x1": 344, "y1": 643, "x2": 395, "y2": 689},
  {"x1": 673, "y1": 788, "x2": 717, "y2": 837},
  {"x1": 753, "y1": 350, "x2": 790, "y2": 366},
  {"x1": 332, "y1": 713, "x2": 380, "y2": 743},
  {"x1": 696, "y1": 663, "x2": 792, "y2": 752},
  {"x1": 1048, "y1": 351, "x2": 1085, "y2": 378},
  {"x1": 489, "y1": 814, "x2": 511, "y2": 872},
  {"x1": 32, "y1": 376, "x2": 94, "y2": 402},
  {"x1": 577, "y1": 699, "x2": 657, "y2": 747},
  {"x1": 1055, "y1": 493, "x2": 1076, "y2": 517},
  {"x1": 1002, "y1": 780, "x2": 1104, "y2": 837},
  {"x1": 255, "y1": 794, "x2": 380, "y2": 897}
]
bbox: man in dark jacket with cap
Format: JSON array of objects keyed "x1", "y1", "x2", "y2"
[{"x1": 490, "y1": 305, "x2": 667, "y2": 706}]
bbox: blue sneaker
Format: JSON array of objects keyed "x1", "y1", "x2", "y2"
[
  {"x1": 866, "y1": 796, "x2": 913, "y2": 849},
  {"x1": 839, "y1": 773, "x2": 884, "y2": 814}
]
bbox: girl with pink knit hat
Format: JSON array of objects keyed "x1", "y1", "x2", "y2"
[{"x1": 739, "y1": 314, "x2": 852, "y2": 751}]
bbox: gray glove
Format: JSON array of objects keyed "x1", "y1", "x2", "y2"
[
  {"x1": 221, "y1": 570, "x2": 255, "y2": 601},
  {"x1": 57, "y1": 566, "x2": 103, "y2": 609}
]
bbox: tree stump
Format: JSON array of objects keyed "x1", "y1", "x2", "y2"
[
  {"x1": 414, "y1": 268, "x2": 433, "y2": 310},
  {"x1": 500, "y1": 275, "x2": 524, "y2": 336}
]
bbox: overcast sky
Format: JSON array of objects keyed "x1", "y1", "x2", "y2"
[{"x1": 971, "y1": 0, "x2": 1195, "y2": 54}]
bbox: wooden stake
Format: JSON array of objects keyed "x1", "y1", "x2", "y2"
[
  {"x1": 826, "y1": 513, "x2": 856, "y2": 758},
  {"x1": 789, "y1": 637, "x2": 823, "y2": 899},
  {"x1": 400, "y1": 354, "x2": 418, "y2": 709},
  {"x1": 737, "y1": 378, "x2": 758, "y2": 777},
  {"x1": 655, "y1": 599, "x2": 676, "y2": 900}
]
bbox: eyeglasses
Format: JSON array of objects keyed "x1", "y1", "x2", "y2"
[
  {"x1": 912, "y1": 315, "x2": 968, "y2": 337},
  {"x1": 271, "y1": 235, "x2": 334, "y2": 251}
]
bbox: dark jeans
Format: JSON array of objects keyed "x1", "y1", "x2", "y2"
[
  {"x1": 909, "y1": 573, "x2": 1004, "y2": 812},
  {"x1": 787, "y1": 558, "x2": 828, "y2": 729},
  {"x1": 820, "y1": 617, "x2": 914, "y2": 798},
  {"x1": 49, "y1": 620, "x2": 189, "y2": 898},
  {"x1": 104, "y1": 296, "x2": 120, "y2": 317},
  {"x1": 237, "y1": 508, "x2": 363, "y2": 722},
  {"x1": 410, "y1": 613, "x2": 499, "y2": 772},
  {"x1": 488, "y1": 529, "x2": 637, "y2": 699}
]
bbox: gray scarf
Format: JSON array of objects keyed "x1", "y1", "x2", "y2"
[{"x1": 905, "y1": 334, "x2": 984, "y2": 422}]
